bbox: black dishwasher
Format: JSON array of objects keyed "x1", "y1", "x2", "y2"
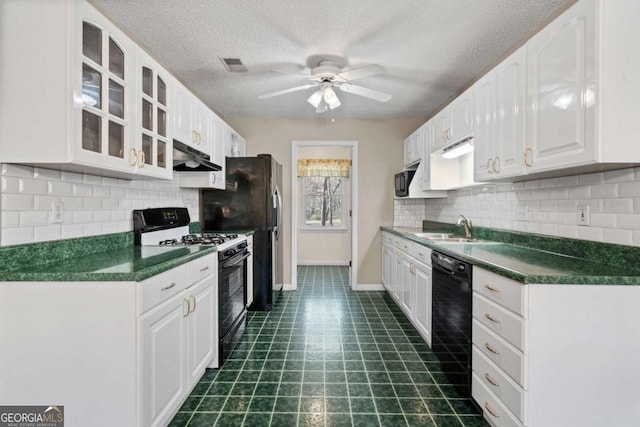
[{"x1": 431, "y1": 251, "x2": 472, "y2": 397}]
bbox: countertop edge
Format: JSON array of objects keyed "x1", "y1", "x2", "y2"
[{"x1": 380, "y1": 226, "x2": 640, "y2": 286}]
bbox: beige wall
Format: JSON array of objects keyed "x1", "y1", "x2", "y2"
[{"x1": 226, "y1": 117, "x2": 423, "y2": 285}]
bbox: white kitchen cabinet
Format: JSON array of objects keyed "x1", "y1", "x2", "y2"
[
  {"x1": 403, "y1": 129, "x2": 423, "y2": 167},
  {"x1": 172, "y1": 80, "x2": 212, "y2": 154},
  {"x1": 381, "y1": 232, "x2": 433, "y2": 346},
  {"x1": 431, "y1": 87, "x2": 474, "y2": 153},
  {"x1": 524, "y1": 0, "x2": 640, "y2": 176},
  {"x1": 140, "y1": 254, "x2": 217, "y2": 427},
  {"x1": 525, "y1": 0, "x2": 596, "y2": 174},
  {"x1": 0, "y1": 0, "x2": 153, "y2": 178},
  {"x1": 209, "y1": 117, "x2": 227, "y2": 190},
  {"x1": 0, "y1": 253, "x2": 218, "y2": 427},
  {"x1": 399, "y1": 251, "x2": 414, "y2": 316},
  {"x1": 412, "y1": 259, "x2": 432, "y2": 345},
  {"x1": 135, "y1": 48, "x2": 173, "y2": 179},
  {"x1": 472, "y1": 266, "x2": 640, "y2": 427},
  {"x1": 140, "y1": 292, "x2": 187, "y2": 427},
  {"x1": 474, "y1": 47, "x2": 527, "y2": 182},
  {"x1": 226, "y1": 128, "x2": 246, "y2": 158}
]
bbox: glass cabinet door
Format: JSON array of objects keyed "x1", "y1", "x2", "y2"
[
  {"x1": 80, "y1": 18, "x2": 131, "y2": 166},
  {"x1": 138, "y1": 59, "x2": 170, "y2": 176}
]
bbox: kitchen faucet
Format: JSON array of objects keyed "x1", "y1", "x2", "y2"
[{"x1": 457, "y1": 214, "x2": 473, "y2": 239}]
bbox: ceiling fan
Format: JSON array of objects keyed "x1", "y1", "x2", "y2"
[{"x1": 258, "y1": 57, "x2": 392, "y2": 113}]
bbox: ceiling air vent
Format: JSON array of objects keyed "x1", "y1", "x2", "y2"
[{"x1": 220, "y1": 57, "x2": 248, "y2": 73}]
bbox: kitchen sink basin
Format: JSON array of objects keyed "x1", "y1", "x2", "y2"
[
  {"x1": 428, "y1": 236, "x2": 485, "y2": 243},
  {"x1": 412, "y1": 232, "x2": 453, "y2": 239}
]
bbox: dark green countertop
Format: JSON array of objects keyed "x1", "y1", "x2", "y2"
[
  {"x1": 0, "y1": 232, "x2": 220, "y2": 282},
  {"x1": 381, "y1": 225, "x2": 640, "y2": 285}
]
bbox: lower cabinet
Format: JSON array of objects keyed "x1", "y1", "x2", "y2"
[
  {"x1": 381, "y1": 232, "x2": 432, "y2": 346},
  {"x1": 472, "y1": 266, "x2": 640, "y2": 427},
  {"x1": 139, "y1": 254, "x2": 217, "y2": 427},
  {"x1": 0, "y1": 253, "x2": 218, "y2": 427}
]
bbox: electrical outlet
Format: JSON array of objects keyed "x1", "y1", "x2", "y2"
[
  {"x1": 50, "y1": 201, "x2": 64, "y2": 224},
  {"x1": 577, "y1": 205, "x2": 589, "y2": 226}
]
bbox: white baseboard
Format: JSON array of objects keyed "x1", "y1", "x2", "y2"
[
  {"x1": 282, "y1": 283, "x2": 294, "y2": 291},
  {"x1": 297, "y1": 261, "x2": 350, "y2": 266},
  {"x1": 354, "y1": 283, "x2": 385, "y2": 291}
]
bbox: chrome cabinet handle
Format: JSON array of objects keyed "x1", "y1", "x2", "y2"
[
  {"x1": 484, "y1": 342, "x2": 500, "y2": 355},
  {"x1": 484, "y1": 372, "x2": 500, "y2": 387},
  {"x1": 484, "y1": 402, "x2": 500, "y2": 418},
  {"x1": 494, "y1": 156, "x2": 500, "y2": 173},
  {"x1": 161, "y1": 282, "x2": 176, "y2": 291},
  {"x1": 485, "y1": 313, "x2": 501, "y2": 324},
  {"x1": 487, "y1": 158, "x2": 494, "y2": 174},
  {"x1": 199, "y1": 266, "x2": 210, "y2": 272}
]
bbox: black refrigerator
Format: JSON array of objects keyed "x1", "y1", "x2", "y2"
[{"x1": 200, "y1": 154, "x2": 283, "y2": 311}]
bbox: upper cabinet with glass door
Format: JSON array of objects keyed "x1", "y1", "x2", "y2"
[
  {"x1": 136, "y1": 48, "x2": 173, "y2": 179},
  {"x1": 0, "y1": 0, "x2": 155, "y2": 179}
]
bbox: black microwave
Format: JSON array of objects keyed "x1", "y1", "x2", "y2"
[{"x1": 394, "y1": 170, "x2": 415, "y2": 197}]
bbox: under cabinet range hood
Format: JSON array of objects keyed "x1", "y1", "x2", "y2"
[{"x1": 172, "y1": 140, "x2": 222, "y2": 172}]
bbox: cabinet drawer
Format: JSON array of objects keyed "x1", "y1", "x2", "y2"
[
  {"x1": 138, "y1": 265, "x2": 188, "y2": 314},
  {"x1": 473, "y1": 293, "x2": 525, "y2": 352},
  {"x1": 395, "y1": 238, "x2": 413, "y2": 253},
  {"x1": 411, "y1": 244, "x2": 431, "y2": 266},
  {"x1": 472, "y1": 372, "x2": 524, "y2": 427},
  {"x1": 473, "y1": 320, "x2": 527, "y2": 388},
  {"x1": 473, "y1": 347, "x2": 526, "y2": 423},
  {"x1": 473, "y1": 268, "x2": 526, "y2": 317},
  {"x1": 188, "y1": 253, "x2": 217, "y2": 286}
]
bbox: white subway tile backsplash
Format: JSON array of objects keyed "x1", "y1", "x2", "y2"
[
  {"x1": 604, "y1": 198, "x2": 634, "y2": 213},
  {"x1": 19, "y1": 178, "x2": 48, "y2": 195},
  {"x1": 1, "y1": 227, "x2": 34, "y2": 245},
  {"x1": 48, "y1": 181, "x2": 73, "y2": 196},
  {"x1": 604, "y1": 169, "x2": 635, "y2": 183},
  {"x1": 1, "y1": 211, "x2": 19, "y2": 227},
  {"x1": 617, "y1": 213, "x2": 640, "y2": 229},
  {"x1": 591, "y1": 183, "x2": 618, "y2": 198},
  {"x1": 2, "y1": 164, "x2": 34, "y2": 178},
  {"x1": 2, "y1": 194, "x2": 34, "y2": 211},
  {"x1": 34, "y1": 225, "x2": 62, "y2": 242},
  {"x1": 579, "y1": 172, "x2": 604, "y2": 185},
  {"x1": 2, "y1": 177, "x2": 19, "y2": 194},
  {"x1": 0, "y1": 164, "x2": 198, "y2": 245},
  {"x1": 618, "y1": 181, "x2": 640, "y2": 197},
  {"x1": 402, "y1": 166, "x2": 640, "y2": 247}
]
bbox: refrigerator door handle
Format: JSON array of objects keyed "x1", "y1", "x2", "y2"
[{"x1": 274, "y1": 185, "x2": 283, "y2": 240}]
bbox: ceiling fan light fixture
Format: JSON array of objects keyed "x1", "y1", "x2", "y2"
[
  {"x1": 323, "y1": 87, "x2": 341, "y2": 109},
  {"x1": 307, "y1": 89, "x2": 323, "y2": 108}
]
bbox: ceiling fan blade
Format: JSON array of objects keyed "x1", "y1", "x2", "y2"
[
  {"x1": 338, "y1": 84, "x2": 392, "y2": 102},
  {"x1": 258, "y1": 83, "x2": 317, "y2": 99},
  {"x1": 337, "y1": 64, "x2": 386, "y2": 82}
]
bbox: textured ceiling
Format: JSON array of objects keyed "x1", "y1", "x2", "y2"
[{"x1": 91, "y1": 0, "x2": 572, "y2": 119}]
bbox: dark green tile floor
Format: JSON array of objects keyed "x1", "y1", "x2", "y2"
[{"x1": 169, "y1": 265, "x2": 489, "y2": 427}]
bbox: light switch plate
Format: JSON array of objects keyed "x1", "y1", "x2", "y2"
[
  {"x1": 516, "y1": 206, "x2": 528, "y2": 221},
  {"x1": 50, "y1": 201, "x2": 63, "y2": 224},
  {"x1": 577, "y1": 205, "x2": 589, "y2": 226}
]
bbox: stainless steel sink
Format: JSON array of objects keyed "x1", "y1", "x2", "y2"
[
  {"x1": 412, "y1": 232, "x2": 453, "y2": 239},
  {"x1": 429, "y1": 236, "x2": 484, "y2": 243}
]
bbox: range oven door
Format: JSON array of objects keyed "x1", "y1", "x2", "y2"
[{"x1": 218, "y1": 249, "x2": 250, "y2": 363}]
